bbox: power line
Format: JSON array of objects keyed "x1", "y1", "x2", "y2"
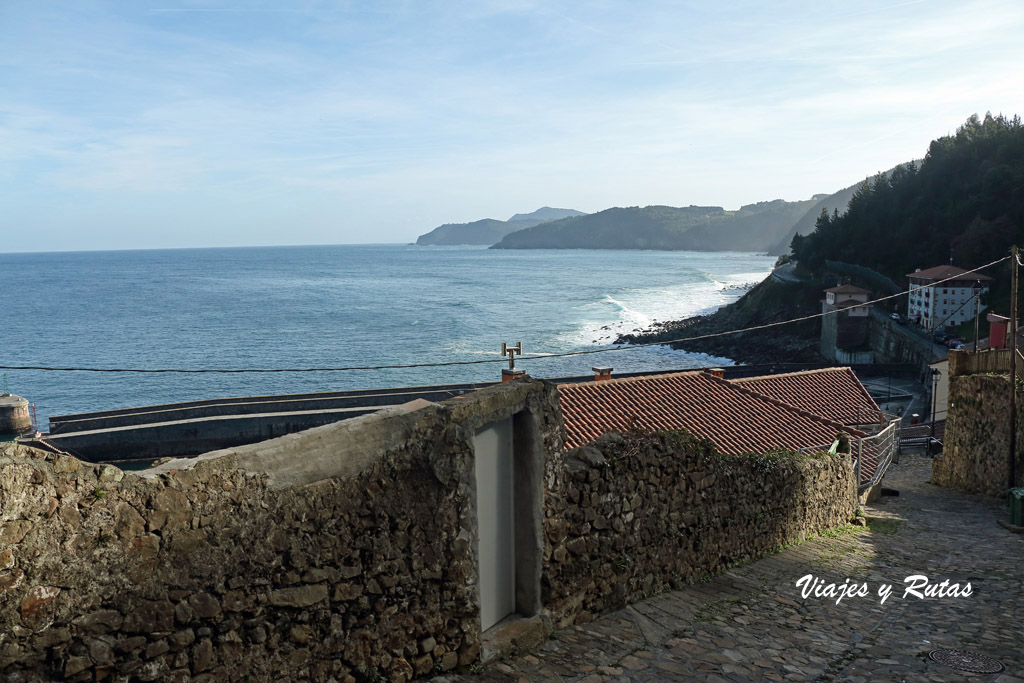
[{"x1": 0, "y1": 256, "x2": 1009, "y2": 375}]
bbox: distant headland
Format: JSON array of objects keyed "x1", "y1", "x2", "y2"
[{"x1": 414, "y1": 207, "x2": 585, "y2": 245}]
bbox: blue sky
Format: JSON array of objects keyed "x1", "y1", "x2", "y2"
[{"x1": 3, "y1": 0, "x2": 1023, "y2": 252}]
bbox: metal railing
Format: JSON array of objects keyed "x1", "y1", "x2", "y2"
[
  {"x1": 802, "y1": 416, "x2": 901, "y2": 492},
  {"x1": 853, "y1": 417, "x2": 901, "y2": 491}
]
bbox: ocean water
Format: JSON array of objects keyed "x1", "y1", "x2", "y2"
[{"x1": 0, "y1": 245, "x2": 774, "y2": 429}]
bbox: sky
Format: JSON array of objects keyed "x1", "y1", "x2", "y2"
[{"x1": 2, "y1": 0, "x2": 1024, "y2": 252}]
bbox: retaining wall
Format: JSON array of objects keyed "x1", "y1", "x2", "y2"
[
  {"x1": 2, "y1": 379, "x2": 857, "y2": 681},
  {"x1": 932, "y1": 373, "x2": 1024, "y2": 496},
  {"x1": 542, "y1": 431, "x2": 857, "y2": 624}
]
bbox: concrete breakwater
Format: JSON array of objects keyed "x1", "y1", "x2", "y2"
[{"x1": 39, "y1": 381, "x2": 496, "y2": 462}]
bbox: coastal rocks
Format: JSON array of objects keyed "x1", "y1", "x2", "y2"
[{"x1": 616, "y1": 277, "x2": 825, "y2": 365}]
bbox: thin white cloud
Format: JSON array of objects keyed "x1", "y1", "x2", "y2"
[{"x1": 2, "y1": 0, "x2": 1024, "y2": 250}]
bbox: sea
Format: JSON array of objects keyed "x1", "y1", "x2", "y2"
[{"x1": 0, "y1": 245, "x2": 775, "y2": 430}]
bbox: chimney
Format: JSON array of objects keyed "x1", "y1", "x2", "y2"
[
  {"x1": 705, "y1": 368, "x2": 725, "y2": 379},
  {"x1": 592, "y1": 366, "x2": 613, "y2": 382},
  {"x1": 501, "y1": 369, "x2": 525, "y2": 383}
]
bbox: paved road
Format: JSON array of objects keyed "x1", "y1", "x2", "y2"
[
  {"x1": 439, "y1": 454, "x2": 1024, "y2": 682},
  {"x1": 770, "y1": 262, "x2": 804, "y2": 284},
  {"x1": 859, "y1": 376, "x2": 930, "y2": 426}
]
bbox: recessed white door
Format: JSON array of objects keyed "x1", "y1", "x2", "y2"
[{"x1": 474, "y1": 418, "x2": 515, "y2": 631}]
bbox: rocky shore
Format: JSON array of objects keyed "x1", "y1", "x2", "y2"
[{"x1": 615, "y1": 276, "x2": 824, "y2": 365}]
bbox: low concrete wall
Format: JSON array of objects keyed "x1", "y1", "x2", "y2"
[
  {"x1": 42, "y1": 407, "x2": 380, "y2": 462},
  {"x1": 932, "y1": 373, "x2": 1024, "y2": 496},
  {"x1": 48, "y1": 383, "x2": 494, "y2": 434}
]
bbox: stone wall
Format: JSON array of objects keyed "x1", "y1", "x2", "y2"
[
  {"x1": 820, "y1": 305, "x2": 838, "y2": 360},
  {"x1": 542, "y1": 430, "x2": 857, "y2": 624},
  {"x1": 932, "y1": 373, "x2": 1024, "y2": 496},
  {"x1": 868, "y1": 318, "x2": 931, "y2": 374},
  {"x1": 0, "y1": 380, "x2": 562, "y2": 683},
  {"x1": 1, "y1": 377, "x2": 859, "y2": 681}
]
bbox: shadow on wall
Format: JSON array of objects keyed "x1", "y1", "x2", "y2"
[
  {"x1": 0, "y1": 378, "x2": 856, "y2": 681},
  {"x1": 542, "y1": 430, "x2": 857, "y2": 624},
  {"x1": 933, "y1": 372, "x2": 1024, "y2": 496}
]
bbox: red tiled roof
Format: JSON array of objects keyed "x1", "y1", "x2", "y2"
[
  {"x1": 907, "y1": 265, "x2": 993, "y2": 282},
  {"x1": 729, "y1": 368, "x2": 883, "y2": 427},
  {"x1": 824, "y1": 284, "x2": 871, "y2": 295},
  {"x1": 557, "y1": 371, "x2": 862, "y2": 454}
]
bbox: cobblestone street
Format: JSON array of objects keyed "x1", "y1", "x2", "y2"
[{"x1": 439, "y1": 453, "x2": 1024, "y2": 682}]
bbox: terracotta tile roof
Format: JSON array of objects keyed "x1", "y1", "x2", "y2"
[
  {"x1": 824, "y1": 284, "x2": 872, "y2": 295},
  {"x1": 907, "y1": 265, "x2": 993, "y2": 282},
  {"x1": 728, "y1": 368, "x2": 883, "y2": 427},
  {"x1": 557, "y1": 371, "x2": 862, "y2": 454}
]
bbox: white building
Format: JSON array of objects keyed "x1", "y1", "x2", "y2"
[
  {"x1": 906, "y1": 265, "x2": 992, "y2": 332},
  {"x1": 823, "y1": 283, "x2": 871, "y2": 316}
]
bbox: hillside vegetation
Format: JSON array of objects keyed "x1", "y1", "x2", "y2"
[
  {"x1": 625, "y1": 113, "x2": 1024, "y2": 357},
  {"x1": 792, "y1": 113, "x2": 1024, "y2": 304},
  {"x1": 765, "y1": 162, "x2": 919, "y2": 255},
  {"x1": 415, "y1": 218, "x2": 514, "y2": 246},
  {"x1": 492, "y1": 199, "x2": 818, "y2": 251}
]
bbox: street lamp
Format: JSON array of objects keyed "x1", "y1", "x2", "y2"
[{"x1": 930, "y1": 368, "x2": 941, "y2": 436}]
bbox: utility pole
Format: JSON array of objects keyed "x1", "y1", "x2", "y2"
[
  {"x1": 973, "y1": 280, "x2": 982, "y2": 350},
  {"x1": 1010, "y1": 246, "x2": 1019, "y2": 490}
]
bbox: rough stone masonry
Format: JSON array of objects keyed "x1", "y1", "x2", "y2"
[{"x1": 0, "y1": 378, "x2": 856, "y2": 682}]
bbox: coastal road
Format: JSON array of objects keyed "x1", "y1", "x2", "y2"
[
  {"x1": 770, "y1": 261, "x2": 804, "y2": 283},
  {"x1": 859, "y1": 375, "x2": 930, "y2": 426}
]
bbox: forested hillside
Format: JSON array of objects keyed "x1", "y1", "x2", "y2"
[
  {"x1": 624, "y1": 114, "x2": 1024, "y2": 358},
  {"x1": 492, "y1": 199, "x2": 817, "y2": 251},
  {"x1": 792, "y1": 114, "x2": 1023, "y2": 283},
  {"x1": 766, "y1": 162, "x2": 919, "y2": 256}
]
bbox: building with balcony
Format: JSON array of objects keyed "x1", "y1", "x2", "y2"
[{"x1": 906, "y1": 265, "x2": 992, "y2": 332}]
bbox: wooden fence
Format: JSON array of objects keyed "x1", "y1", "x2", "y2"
[{"x1": 948, "y1": 348, "x2": 1021, "y2": 376}]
